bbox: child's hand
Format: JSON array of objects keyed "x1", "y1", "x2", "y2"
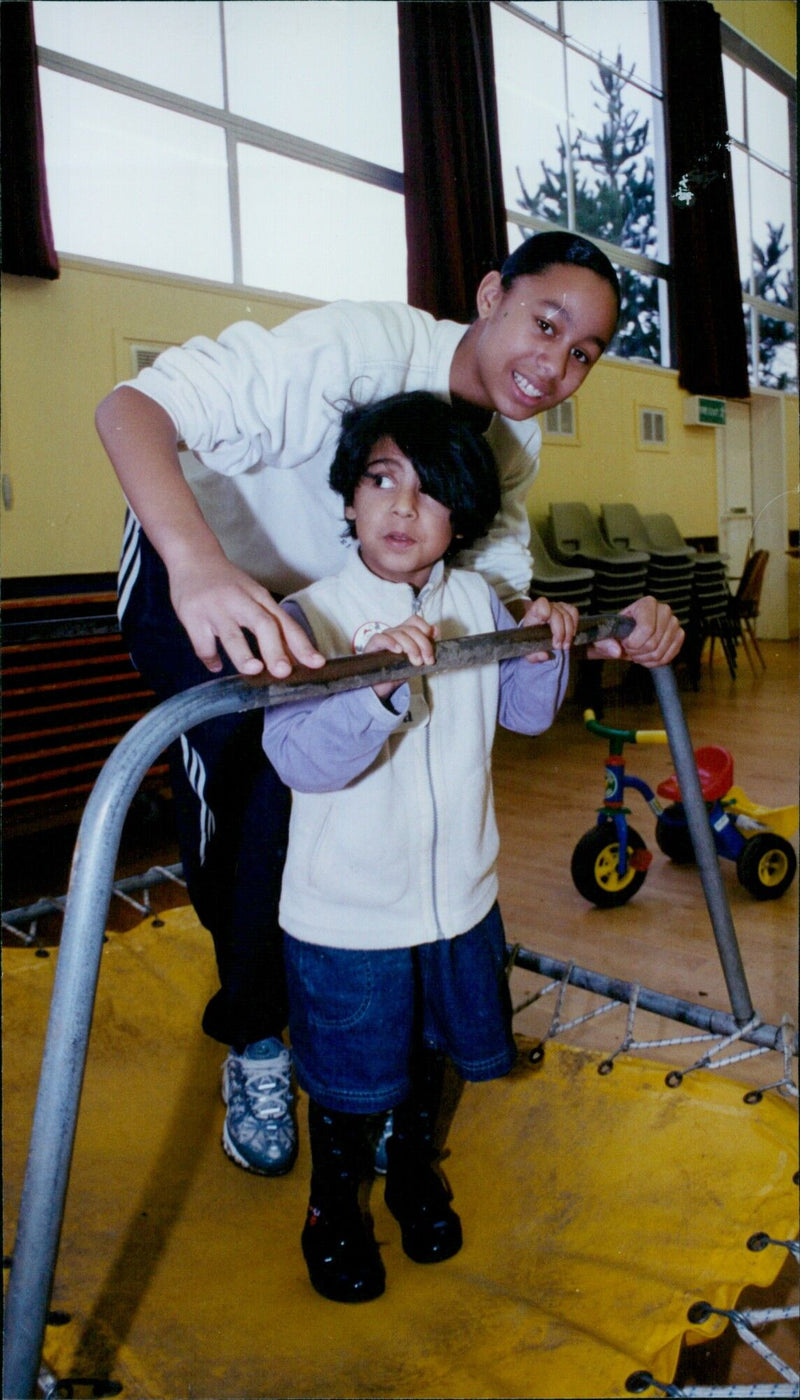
[
  {"x1": 519, "y1": 597, "x2": 579, "y2": 662},
  {"x1": 588, "y1": 596, "x2": 684, "y2": 668},
  {"x1": 365, "y1": 616, "x2": 439, "y2": 698}
]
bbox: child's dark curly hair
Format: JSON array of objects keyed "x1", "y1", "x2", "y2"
[{"x1": 329, "y1": 391, "x2": 501, "y2": 561}]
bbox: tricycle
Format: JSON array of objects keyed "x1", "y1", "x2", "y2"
[{"x1": 571, "y1": 709, "x2": 798, "y2": 907}]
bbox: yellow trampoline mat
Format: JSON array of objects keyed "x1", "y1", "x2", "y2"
[{"x1": 3, "y1": 906, "x2": 797, "y2": 1400}]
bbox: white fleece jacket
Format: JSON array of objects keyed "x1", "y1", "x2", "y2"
[
  {"x1": 262, "y1": 550, "x2": 568, "y2": 950},
  {"x1": 122, "y1": 300, "x2": 541, "y2": 601}
]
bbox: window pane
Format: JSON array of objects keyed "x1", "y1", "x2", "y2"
[
  {"x1": 224, "y1": 1, "x2": 402, "y2": 169},
  {"x1": 746, "y1": 70, "x2": 790, "y2": 172},
  {"x1": 564, "y1": 1, "x2": 655, "y2": 90},
  {"x1": 722, "y1": 55, "x2": 744, "y2": 143},
  {"x1": 611, "y1": 268, "x2": 662, "y2": 363},
  {"x1": 39, "y1": 70, "x2": 232, "y2": 280},
  {"x1": 567, "y1": 48, "x2": 661, "y2": 258},
  {"x1": 758, "y1": 314, "x2": 797, "y2": 391},
  {"x1": 492, "y1": 8, "x2": 568, "y2": 223},
  {"x1": 238, "y1": 146, "x2": 406, "y2": 302},
  {"x1": 729, "y1": 145, "x2": 753, "y2": 291},
  {"x1": 750, "y1": 164, "x2": 795, "y2": 309},
  {"x1": 34, "y1": 0, "x2": 223, "y2": 106}
]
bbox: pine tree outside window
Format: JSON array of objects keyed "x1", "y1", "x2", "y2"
[
  {"x1": 723, "y1": 48, "x2": 796, "y2": 392},
  {"x1": 491, "y1": 0, "x2": 669, "y2": 365}
]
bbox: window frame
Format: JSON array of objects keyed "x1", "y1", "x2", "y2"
[
  {"x1": 35, "y1": 3, "x2": 404, "y2": 291},
  {"x1": 720, "y1": 20, "x2": 797, "y2": 390}
]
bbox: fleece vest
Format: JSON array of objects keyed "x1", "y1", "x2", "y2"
[{"x1": 278, "y1": 550, "x2": 501, "y2": 949}]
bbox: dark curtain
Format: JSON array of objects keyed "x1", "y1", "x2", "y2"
[
  {"x1": 1, "y1": 1, "x2": 60, "y2": 279},
  {"x1": 661, "y1": 0, "x2": 747, "y2": 397},
  {"x1": 397, "y1": 1, "x2": 507, "y2": 322}
]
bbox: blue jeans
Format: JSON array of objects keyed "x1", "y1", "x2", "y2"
[{"x1": 284, "y1": 903, "x2": 516, "y2": 1114}]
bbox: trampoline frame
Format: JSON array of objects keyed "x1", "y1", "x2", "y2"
[{"x1": 3, "y1": 617, "x2": 795, "y2": 1399}]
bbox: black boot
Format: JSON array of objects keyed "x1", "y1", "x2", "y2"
[
  {"x1": 384, "y1": 1050, "x2": 463, "y2": 1264},
  {"x1": 302, "y1": 1100, "x2": 386, "y2": 1303}
]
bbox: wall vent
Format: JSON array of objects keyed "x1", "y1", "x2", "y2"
[
  {"x1": 639, "y1": 407, "x2": 667, "y2": 447},
  {"x1": 543, "y1": 399, "x2": 576, "y2": 438},
  {"x1": 129, "y1": 341, "x2": 176, "y2": 376}
]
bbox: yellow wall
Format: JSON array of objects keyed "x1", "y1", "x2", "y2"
[
  {"x1": 2, "y1": 257, "x2": 797, "y2": 578},
  {"x1": 1, "y1": 0, "x2": 796, "y2": 581},
  {"x1": 527, "y1": 358, "x2": 727, "y2": 540},
  {"x1": 0, "y1": 263, "x2": 319, "y2": 577},
  {"x1": 714, "y1": 1, "x2": 796, "y2": 72}
]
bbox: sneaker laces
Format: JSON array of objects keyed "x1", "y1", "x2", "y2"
[{"x1": 241, "y1": 1060, "x2": 292, "y2": 1123}]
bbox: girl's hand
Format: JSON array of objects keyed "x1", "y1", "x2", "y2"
[
  {"x1": 519, "y1": 596, "x2": 579, "y2": 662},
  {"x1": 365, "y1": 616, "x2": 439, "y2": 698},
  {"x1": 169, "y1": 553, "x2": 325, "y2": 678},
  {"x1": 588, "y1": 596, "x2": 684, "y2": 668}
]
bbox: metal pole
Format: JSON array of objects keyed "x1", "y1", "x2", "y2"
[
  {"x1": 650, "y1": 665, "x2": 755, "y2": 1026},
  {"x1": 3, "y1": 614, "x2": 629, "y2": 1398},
  {"x1": 2, "y1": 676, "x2": 266, "y2": 1400}
]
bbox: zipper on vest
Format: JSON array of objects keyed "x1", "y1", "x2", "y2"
[{"x1": 413, "y1": 594, "x2": 444, "y2": 938}]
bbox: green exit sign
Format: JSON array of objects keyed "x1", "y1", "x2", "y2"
[
  {"x1": 683, "y1": 395, "x2": 727, "y2": 427},
  {"x1": 698, "y1": 397, "x2": 726, "y2": 425}
]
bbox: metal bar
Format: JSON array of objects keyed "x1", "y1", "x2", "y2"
[
  {"x1": 509, "y1": 948, "x2": 795, "y2": 1054},
  {"x1": 2, "y1": 865, "x2": 185, "y2": 931},
  {"x1": 650, "y1": 666, "x2": 755, "y2": 1025}
]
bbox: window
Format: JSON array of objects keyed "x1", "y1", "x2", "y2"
[
  {"x1": 543, "y1": 401, "x2": 576, "y2": 439},
  {"x1": 491, "y1": 0, "x2": 670, "y2": 367},
  {"x1": 33, "y1": 0, "x2": 406, "y2": 302},
  {"x1": 722, "y1": 35, "x2": 797, "y2": 392}
]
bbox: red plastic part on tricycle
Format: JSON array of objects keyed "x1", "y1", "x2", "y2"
[{"x1": 657, "y1": 744, "x2": 734, "y2": 803}]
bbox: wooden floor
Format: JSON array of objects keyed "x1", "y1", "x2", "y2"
[{"x1": 496, "y1": 639, "x2": 798, "y2": 1056}]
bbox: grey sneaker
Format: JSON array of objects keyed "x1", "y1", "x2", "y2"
[{"x1": 221, "y1": 1037, "x2": 298, "y2": 1175}]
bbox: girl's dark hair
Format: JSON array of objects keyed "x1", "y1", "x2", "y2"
[
  {"x1": 500, "y1": 231, "x2": 620, "y2": 315},
  {"x1": 330, "y1": 391, "x2": 501, "y2": 559}
]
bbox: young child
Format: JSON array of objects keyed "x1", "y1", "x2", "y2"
[{"x1": 261, "y1": 391, "x2": 579, "y2": 1303}]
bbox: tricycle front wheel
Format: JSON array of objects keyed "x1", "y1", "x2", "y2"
[
  {"x1": 736, "y1": 832, "x2": 797, "y2": 900},
  {"x1": 571, "y1": 823, "x2": 649, "y2": 908}
]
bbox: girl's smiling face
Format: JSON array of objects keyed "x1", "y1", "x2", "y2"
[
  {"x1": 452, "y1": 263, "x2": 619, "y2": 420},
  {"x1": 345, "y1": 437, "x2": 455, "y2": 590}
]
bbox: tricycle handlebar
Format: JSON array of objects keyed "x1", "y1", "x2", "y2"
[{"x1": 582, "y1": 709, "x2": 669, "y2": 747}]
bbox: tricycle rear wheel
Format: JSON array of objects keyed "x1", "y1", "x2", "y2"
[
  {"x1": 736, "y1": 832, "x2": 797, "y2": 900},
  {"x1": 571, "y1": 822, "x2": 648, "y2": 907}
]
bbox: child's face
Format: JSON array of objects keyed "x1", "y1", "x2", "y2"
[
  {"x1": 460, "y1": 263, "x2": 619, "y2": 420},
  {"x1": 345, "y1": 437, "x2": 454, "y2": 590}
]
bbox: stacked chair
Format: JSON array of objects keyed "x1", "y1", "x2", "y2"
[
  {"x1": 601, "y1": 503, "x2": 695, "y2": 627},
  {"x1": 643, "y1": 512, "x2": 737, "y2": 683},
  {"x1": 547, "y1": 502, "x2": 649, "y2": 612},
  {"x1": 529, "y1": 519, "x2": 595, "y2": 614}
]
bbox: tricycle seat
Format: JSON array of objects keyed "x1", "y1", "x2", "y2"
[{"x1": 657, "y1": 744, "x2": 734, "y2": 803}]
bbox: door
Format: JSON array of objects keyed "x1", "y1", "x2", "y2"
[
  {"x1": 716, "y1": 394, "x2": 789, "y2": 639},
  {"x1": 716, "y1": 400, "x2": 754, "y2": 579}
]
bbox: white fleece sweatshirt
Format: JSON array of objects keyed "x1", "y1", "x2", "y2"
[{"x1": 122, "y1": 300, "x2": 541, "y2": 601}]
